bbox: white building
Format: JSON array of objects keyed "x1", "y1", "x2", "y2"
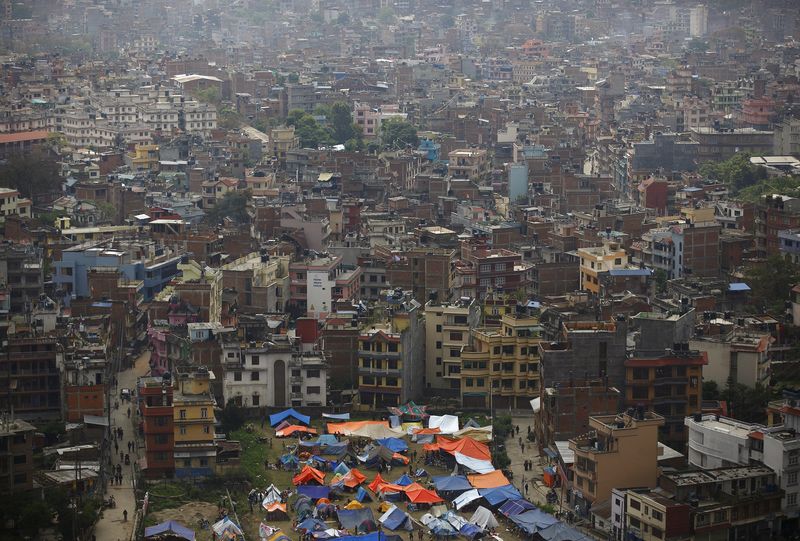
[
  {"x1": 690, "y1": 330, "x2": 772, "y2": 388},
  {"x1": 685, "y1": 414, "x2": 763, "y2": 469},
  {"x1": 689, "y1": 5, "x2": 709, "y2": 37},
  {"x1": 221, "y1": 334, "x2": 327, "y2": 409}
]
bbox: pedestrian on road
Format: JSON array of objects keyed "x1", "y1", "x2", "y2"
[
  {"x1": 123, "y1": 509, "x2": 128, "y2": 522},
  {"x1": 524, "y1": 483, "x2": 529, "y2": 495},
  {"x1": 521, "y1": 443, "x2": 525, "y2": 453},
  {"x1": 127, "y1": 407, "x2": 131, "y2": 418},
  {"x1": 114, "y1": 440, "x2": 119, "y2": 453},
  {"x1": 120, "y1": 451, "x2": 124, "y2": 463}
]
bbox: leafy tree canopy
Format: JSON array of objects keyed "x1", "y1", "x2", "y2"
[
  {"x1": 742, "y1": 255, "x2": 800, "y2": 313},
  {"x1": 381, "y1": 118, "x2": 418, "y2": 149},
  {"x1": 698, "y1": 153, "x2": 767, "y2": 192},
  {"x1": 0, "y1": 150, "x2": 62, "y2": 200},
  {"x1": 205, "y1": 189, "x2": 251, "y2": 225}
]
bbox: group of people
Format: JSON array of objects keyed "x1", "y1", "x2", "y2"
[{"x1": 523, "y1": 459, "x2": 535, "y2": 471}]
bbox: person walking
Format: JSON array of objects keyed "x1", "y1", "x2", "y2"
[{"x1": 123, "y1": 509, "x2": 128, "y2": 522}]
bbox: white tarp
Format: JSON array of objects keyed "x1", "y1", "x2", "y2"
[
  {"x1": 469, "y1": 506, "x2": 499, "y2": 530},
  {"x1": 453, "y1": 489, "x2": 482, "y2": 510},
  {"x1": 453, "y1": 426, "x2": 493, "y2": 442},
  {"x1": 261, "y1": 484, "x2": 282, "y2": 506},
  {"x1": 454, "y1": 452, "x2": 495, "y2": 474},
  {"x1": 530, "y1": 397, "x2": 540, "y2": 412},
  {"x1": 212, "y1": 518, "x2": 243, "y2": 537},
  {"x1": 335, "y1": 424, "x2": 405, "y2": 439},
  {"x1": 428, "y1": 414, "x2": 460, "y2": 435}
]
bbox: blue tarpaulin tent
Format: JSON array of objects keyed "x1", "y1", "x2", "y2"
[
  {"x1": 459, "y1": 523, "x2": 482, "y2": 538},
  {"x1": 394, "y1": 474, "x2": 413, "y2": 486},
  {"x1": 480, "y1": 485, "x2": 523, "y2": 506},
  {"x1": 337, "y1": 508, "x2": 375, "y2": 529},
  {"x1": 498, "y1": 499, "x2": 538, "y2": 517},
  {"x1": 270, "y1": 408, "x2": 311, "y2": 427},
  {"x1": 380, "y1": 506, "x2": 413, "y2": 531},
  {"x1": 535, "y1": 522, "x2": 593, "y2": 541},
  {"x1": 432, "y1": 475, "x2": 472, "y2": 492},
  {"x1": 356, "y1": 486, "x2": 372, "y2": 502},
  {"x1": 334, "y1": 462, "x2": 350, "y2": 475},
  {"x1": 336, "y1": 533, "x2": 402, "y2": 541},
  {"x1": 297, "y1": 485, "x2": 331, "y2": 500},
  {"x1": 509, "y1": 509, "x2": 559, "y2": 535},
  {"x1": 317, "y1": 434, "x2": 339, "y2": 445},
  {"x1": 144, "y1": 520, "x2": 195, "y2": 541},
  {"x1": 377, "y1": 437, "x2": 408, "y2": 453},
  {"x1": 297, "y1": 518, "x2": 327, "y2": 532}
]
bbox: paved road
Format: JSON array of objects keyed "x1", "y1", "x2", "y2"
[
  {"x1": 505, "y1": 413, "x2": 552, "y2": 507},
  {"x1": 94, "y1": 351, "x2": 150, "y2": 541}
]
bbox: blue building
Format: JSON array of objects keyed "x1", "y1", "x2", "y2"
[{"x1": 54, "y1": 242, "x2": 182, "y2": 305}]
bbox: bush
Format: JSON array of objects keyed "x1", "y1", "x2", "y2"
[{"x1": 493, "y1": 415, "x2": 513, "y2": 441}]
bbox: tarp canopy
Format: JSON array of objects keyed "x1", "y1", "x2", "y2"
[
  {"x1": 270, "y1": 408, "x2": 311, "y2": 427},
  {"x1": 368, "y1": 473, "x2": 386, "y2": 493},
  {"x1": 468, "y1": 470, "x2": 510, "y2": 489},
  {"x1": 334, "y1": 462, "x2": 350, "y2": 476},
  {"x1": 293, "y1": 465, "x2": 326, "y2": 485},
  {"x1": 277, "y1": 425, "x2": 317, "y2": 437},
  {"x1": 297, "y1": 518, "x2": 328, "y2": 532},
  {"x1": 336, "y1": 532, "x2": 403, "y2": 541},
  {"x1": 535, "y1": 522, "x2": 594, "y2": 541},
  {"x1": 317, "y1": 434, "x2": 339, "y2": 445},
  {"x1": 459, "y1": 523, "x2": 482, "y2": 538},
  {"x1": 428, "y1": 415, "x2": 460, "y2": 434},
  {"x1": 455, "y1": 453, "x2": 495, "y2": 474},
  {"x1": 453, "y1": 489, "x2": 482, "y2": 510},
  {"x1": 328, "y1": 421, "x2": 404, "y2": 439},
  {"x1": 322, "y1": 413, "x2": 351, "y2": 420},
  {"x1": 462, "y1": 418, "x2": 481, "y2": 429},
  {"x1": 436, "y1": 436, "x2": 491, "y2": 461},
  {"x1": 432, "y1": 475, "x2": 473, "y2": 492},
  {"x1": 145, "y1": 520, "x2": 195, "y2": 541},
  {"x1": 401, "y1": 422, "x2": 423, "y2": 435},
  {"x1": 498, "y1": 499, "x2": 537, "y2": 517},
  {"x1": 263, "y1": 502, "x2": 288, "y2": 515},
  {"x1": 356, "y1": 486, "x2": 372, "y2": 502},
  {"x1": 262, "y1": 485, "x2": 283, "y2": 506},
  {"x1": 280, "y1": 454, "x2": 299, "y2": 465},
  {"x1": 453, "y1": 426, "x2": 493, "y2": 442},
  {"x1": 337, "y1": 508, "x2": 375, "y2": 530},
  {"x1": 479, "y1": 485, "x2": 522, "y2": 506},
  {"x1": 212, "y1": 518, "x2": 243, "y2": 539},
  {"x1": 405, "y1": 488, "x2": 444, "y2": 504},
  {"x1": 469, "y1": 506, "x2": 499, "y2": 530},
  {"x1": 387, "y1": 401, "x2": 428, "y2": 419},
  {"x1": 508, "y1": 509, "x2": 559, "y2": 535},
  {"x1": 331, "y1": 468, "x2": 366, "y2": 488},
  {"x1": 379, "y1": 505, "x2": 413, "y2": 531},
  {"x1": 394, "y1": 474, "x2": 413, "y2": 486},
  {"x1": 344, "y1": 500, "x2": 364, "y2": 510},
  {"x1": 297, "y1": 485, "x2": 331, "y2": 500},
  {"x1": 377, "y1": 437, "x2": 408, "y2": 453}
]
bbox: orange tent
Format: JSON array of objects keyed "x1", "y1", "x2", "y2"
[
  {"x1": 376, "y1": 483, "x2": 406, "y2": 493},
  {"x1": 436, "y1": 436, "x2": 491, "y2": 461},
  {"x1": 293, "y1": 465, "x2": 326, "y2": 486},
  {"x1": 405, "y1": 488, "x2": 444, "y2": 504},
  {"x1": 277, "y1": 425, "x2": 318, "y2": 437},
  {"x1": 467, "y1": 470, "x2": 510, "y2": 489},
  {"x1": 413, "y1": 428, "x2": 441, "y2": 435},
  {"x1": 422, "y1": 443, "x2": 440, "y2": 452},
  {"x1": 263, "y1": 502, "x2": 288, "y2": 514},
  {"x1": 392, "y1": 452, "x2": 410, "y2": 465},
  {"x1": 341, "y1": 468, "x2": 367, "y2": 488},
  {"x1": 368, "y1": 473, "x2": 386, "y2": 493}
]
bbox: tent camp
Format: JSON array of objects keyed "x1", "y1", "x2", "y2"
[
  {"x1": 453, "y1": 489, "x2": 482, "y2": 510},
  {"x1": 428, "y1": 415, "x2": 460, "y2": 434},
  {"x1": 336, "y1": 532, "x2": 403, "y2": 541},
  {"x1": 436, "y1": 436, "x2": 491, "y2": 461},
  {"x1": 535, "y1": 522, "x2": 594, "y2": 541},
  {"x1": 327, "y1": 421, "x2": 404, "y2": 439},
  {"x1": 293, "y1": 465, "x2": 326, "y2": 485},
  {"x1": 270, "y1": 408, "x2": 311, "y2": 427},
  {"x1": 405, "y1": 488, "x2": 444, "y2": 504},
  {"x1": 469, "y1": 506, "x2": 499, "y2": 530},
  {"x1": 368, "y1": 473, "x2": 386, "y2": 493},
  {"x1": 432, "y1": 475, "x2": 472, "y2": 493},
  {"x1": 276, "y1": 425, "x2": 317, "y2": 437},
  {"x1": 378, "y1": 505, "x2": 413, "y2": 531},
  {"x1": 509, "y1": 509, "x2": 559, "y2": 535},
  {"x1": 454, "y1": 452, "x2": 494, "y2": 474},
  {"x1": 376, "y1": 437, "x2": 408, "y2": 453},
  {"x1": 297, "y1": 485, "x2": 330, "y2": 500},
  {"x1": 144, "y1": 520, "x2": 195, "y2": 541},
  {"x1": 261, "y1": 485, "x2": 283, "y2": 506},
  {"x1": 355, "y1": 486, "x2": 372, "y2": 502},
  {"x1": 331, "y1": 468, "x2": 367, "y2": 489},
  {"x1": 467, "y1": 470, "x2": 510, "y2": 489},
  {"x1": 359, "y1": 445, "x2": 409, "y2": 468},
  {"x1": 211, "y1": 518, "x2": 243, "y2": 540},
  {"x1": 336, "y1": 508, "x2": 376, "y2": 530},
  {"x1": 263, "y1": 502, "x2": 288, "y2": 518},
  {"x1": 479, "y1": 485, "x2": 523, "y2": 506}
]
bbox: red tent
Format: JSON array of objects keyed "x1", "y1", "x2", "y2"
[
  {"x1": 436, "y1": 436, "x2": 491, "y2": 461},
  {"x1": 405, "y1": 488, "x2": 444, "y2": 504},
  {"x1": 368, "y1": 473, "x2": 386, "y2": 493},
  {"x1": 293, "y1": 465, "x2": 326, "y2": 486}
]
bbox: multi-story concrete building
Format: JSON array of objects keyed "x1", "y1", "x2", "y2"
[
  {"x1": 173, "y1": 368, "x2": 216, "y2": 478},
  {"x1": 448, "y1": 149, "x2": 489, "y2": 179},
  {"x1": 0, "y1": 418, "x2": 36, "y2": 493},
  {"x1": 690, "y1": 330, "x2": 772, "y2": 388},
  {"x1": 459, "y1": 312, "x2": 543, "y2": 409},
  {"x1": 690, "y1": 126, "x2": 774, "y2": 163},
  {"x1": 288, "y1": 254, "x2": 361, "y2": 318},
  {"x1": 0, "y1": 187, "x2": 32, "y2": 223},
  {"x1": 0, "y1": 336, "x2": 62, "y2": 420},
  {"x1": 221, "y1": 333, "x2": 327, "y2": 409},
  {"x1": 577, "y1": 241, "x2": 628, "y2": 295},
  {"x1": 357, "y1": 292, "x2": 423, "y2": 408},
  {"x1": 220, "y1": 253, "x2": 290, "y2": 315},
  {"x1": 756, "y1": 195, "x2": 800, "y2": 258},
  {"x1": 139, "y1": 375, "x2": 175, "y2": 479},
  {"x1": 779, "y1": 229, "x2": 800, "y2": 264},
  {"x1": 0, "y1": 243, "x2": 43, "y2": 314},
  {"x1": 569, "y1": 411, "x2": 665, "y2": 514},
  {"x1": 424, "y1": 298, "x2": 480, "y2": 397}
]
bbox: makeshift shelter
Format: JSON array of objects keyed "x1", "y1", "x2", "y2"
[
  {"x1": 296, "y1": 485, "x2": 330, "y2": 500},
  {"x1": 317, "y1": 434, "x2": 339, "y2": 446},
  {"x1": 509, "y1": 509, "x2": 559, "y2": 535},
  {"x1": 433, "y1": 475, "x2": 473, "y2": 493},
  {"x1": 274, "y1": 420, "x2": 292, "y2": 432},
  {"x1": 479, "y1": 485, "x2": 523, "y2": 507},
  {"x1": 336, "y1": 533, "x2": 403, "y2": 541},
  {"x1": 387, "y1": 401, "x2": 428, "y2": 419},
  {"x1": 462, "y1": 418, "x2": 481, "y2": 429},
  {"x1": 344, "y1": 500, "x2": 365, "y2": 510},
  {"x1": 212, "y1": 518, "x2": 243, "y2": 540},
  {"x1": 322, "y1": 413, "x2": 350, "y2": 420},
  {"x1": 333, "y1": 462, "x2": 350, "y2": 476},
  {"x1": 277, "y1": 425, "x2": 317, "y2": 438},
  {"x1": 262, "y1": 485, "x2": 283, "y2": 506},
  {"x1": 498, "y1": 499, "x2": 537, "y2": 517},
  {"x1": 270, "y1": 408, "x2": 311, "y2": 427},
  {"x1": 394, "y1": 474, "x2": 413, "y2": 486},
  {"x1": 420, "y1": 515, "x2": 458, "y2": 537},
  {"x1": 355, "y1": 486, "x2": 372, "y2": 502},
  {"x1": 293, "y1": 465, "x2": 326, "y2": 485},
  {"x1": 453, "y1": 489, "x2": 482, "y2": 510},
  {"x1": 428, "y1": 415, "x2": 460, "y2": 434},
  {"x1": 279, "y1": 454, "x2": 299, "y2": 468},
  {"x1": 454, "y1": 452, "x2": 494, "y2": 474},
  {"x1": 469, "y1": 506, "x2": 499, "y2": 530},
  {"x1": 378, "y1": 505, "x2": 413, "y2": 531},
  {"x1": 401, "y1": 422, "x2": 423, "y2": 435},
  {"x1": 534, "y1": 522, "x2": 593, "y2": 541},
  {"x1": 297, "y1": 518, "x2": 327, "y2": 532},
  {"x1": 376, "y1": 437, "x2": 408, "y2": 453},
  {"x1": 459, "y1": 523, "x2": 482, "y2": 538},
  {"x1": 335, "y1": 468, "x2": 366, "y2": 488},
  {"x1": 264, "y1": 531, "x2": 291, "y2": 541},
  {"x1": 405, "y1": 488, "x2": 444, "y2": 504},
  {"x1": 327, "y1": 421, "x2": 404, "y2": 439},
  {"x1": 336, "y1": 508, "x2": 375, "y2": 530},
  {"x1": 368, "y1": 473, "x2": 386, "y2": 493},
  {"x1": 467, "y1": 470, "x2": 510, "y2": 489},
  {"x1": 437, "y1": 436, "x2": 491, "y2": 461},
  {"x1": 145, "y1": 520, "x2": 195, "y2": 541},
  {"x1": 263, "y1": 502, "x2": 288, "y2": 518},
  {"x1": 453, "y1": 426, "x2": 493, "y2": 442}
]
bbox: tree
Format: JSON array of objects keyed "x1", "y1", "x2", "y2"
[
  {"x1": 743, "y1": 255, "x2": 800, "y2": 313},
  {"x1": 723, "y1": 380, "x2": 772, "y2": 424},
  {"x1": 194, "y1": 87, "x2": 222, "y2": 106},
  {"x1": 703, "y1": 380, "x2": 720, "y2": 400},
  {"x1": 699, "y1": 153, "x2": 767, "y2": 192},
  {"x1": 738, "y1": 175, "x2": 800, "y2": 202},
  {"x1": 0, "y1": 150, "x2": 62, "y2": 201},
  {"x1": 378, "y1": 6, "x2": 396, "y2": 24},
  {"x1": 219, "y1": 107, "x2": 244, "y2": 130},
  {"x1": 329, "y1": 102, "x2": 360, "y2": 145},
  {"x1": 287, "y1": 72, "x2": 300, "y2": 84},
  {"x1": 205, "y1": 190, "x2": 251, "y2": 225},
  {"x1": 654, "y1": 269, "x2": 668, "y2": 294},
  {"x1": 221, "y1": 399, "x2": 247, "y2": 433},
  {"x1": 287, "y1": 111, "x2": 333, "y2": 149},
  {"x1": 381, "y1": 119, "x2": 418, "y2": 149}
]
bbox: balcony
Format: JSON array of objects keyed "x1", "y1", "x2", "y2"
[{"x1": 358, "y1": 367, "x2": 401, "y2": 378}]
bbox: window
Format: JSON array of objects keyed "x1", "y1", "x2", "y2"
[
  {"x1": 201, "y1": 408, "x2": 208, "y2": 419},
  {"x1": 436, "y1": 357, "x2": 442, "y2": 365},
  {"x1": 252, "y1": 394, "x2": 260, "y2": 406},
  {"x1": 629, "y1": 499, "x2": 641, "y2": 511},
  {"x1": 234, "y1": 371, "x2": 242, "y2": 381},
  {"x1": 251, "y1": 371, "x2": 260, "y2": 381},
  {"x1": 200, "y1": 458, "x2": 209, "y2": 466},
  {"x1": 251, "y1": 355, "x2": 260, "y2": 365},
  {"x1": 388, "y1": 343, "x2": 398, "y2": 352},
  {"x1": 651, "y1": 528, "x2": 662, "y2": 539},
  {"x1": 203, "y1": 426, "x2": 210, "y2": 434},
  {"x1": 450, "y1": 332, "x2": 463, "y2": 341},
  {"x1": 651, "y1": 509, "x2": 663, "y2": 521},
  {"x1": 386, "y1": 377, "x2": 398, "y2": 387},
  {"x1": 13, "y1": 454, "x2": 26, "y2": 464},
  {"x1": 629, "y1": 517, "x2": 640, "y2": 529},
  {"x1": 179, "y1": 409, "x2": 186, "y2": 419},
  {"x1": 466, "y1": 378, "x2": 473, "y2": 387},
  {"x1": 306, "y1": 369, "x2": 320, "y2": 378},
  {"x1": 180, "y1": 426, "x2": 187, "y2": 435},
  {"x1": 632, "y1": 368, "x2": 648, "y2": 380},
  {"x1": 632, "y1": 386, "x2": 648, "y2": 399},
  {"x1": 436, "y1": 341, "x2": 442, "y2": 349},
  {"x1": 436, "y1": 325, "x2": 442, "y2": 332},
  {"x1": 790, "y1": 452, "x2": 799, "y2": 466},
  {"x1": 307, "y1": 386, "x2": 321, "y2": 394},
  {"x1": 789, "y1": 472, "x2": 798, "y2": 486},
  {"x1": 789, "y1": 493, "x2": 798, "y2": 506}
]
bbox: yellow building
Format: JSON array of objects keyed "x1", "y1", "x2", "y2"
[
  {"x1": 460, "y1": 312, "x2": 543, "y2": 409},
  {"x1": 173, "y1": 368, "x2": 216, "y2": 476},
  {"x1": 268, "y1": 126, "x2": 299, "y2": 162},
  {"x1": 424, "y1": 299, "x2": 480, "y2": 396},
  {"x1": 130, "y1": 144, "x2": 160, "y2": 172},
  {"x1": 577, "y1": 241, "x2": 628, "y2": 294},
  {"x1": 569, "y1": 411, "x2": 665, "y2": 510}
]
